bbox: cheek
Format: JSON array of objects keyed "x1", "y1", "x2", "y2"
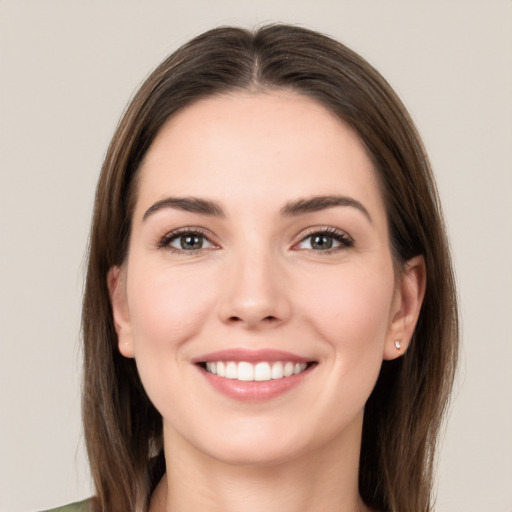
[
  {"x1": 297, "y1": 260, "x2": 395, "y2": 373},
  {"x1": 127, "y1": 262, "x2": 218, "y2": 355},
  {"x1": 293, "y1": 262, "x2": 395, "y2": 426},
  {"x1": 305, "y1": 265, "x2": 393, "y2": 334},
  {"x1": 124, "y1": 261, "x2": 221, "y2": 422}
]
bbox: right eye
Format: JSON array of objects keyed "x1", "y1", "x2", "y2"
[{"x1": 159, "y1": 229, "x2": 215, "y2": 252}]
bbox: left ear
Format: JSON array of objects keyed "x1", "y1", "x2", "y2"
[{"x1": 384, "y1": 255, "x2": 426, "y2": 360}]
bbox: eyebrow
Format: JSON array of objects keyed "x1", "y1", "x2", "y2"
[
  {"x1": 143, "y1": 197, "x2": 224, "y2": 221},
  {"x1": 142, "y1": 194, "x2": 371, "y2": 223},
  {"x1": 281, "y1": 195, "x2": 372, "y2": 223}
]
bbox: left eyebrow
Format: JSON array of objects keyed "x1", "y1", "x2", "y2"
[{"x1": 280, "y1": 195, "x2": 372, "y2": 223}]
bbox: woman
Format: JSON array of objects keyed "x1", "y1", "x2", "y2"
[{"x1": 46, "y1": 24, "x2": 458, "y2": 512}]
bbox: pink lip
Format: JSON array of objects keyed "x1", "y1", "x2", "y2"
[
  {"x1": 192, "y1": 349, "x2": 316, "y2": 402},
  {"x1": 198, "y1": 366, "x2": 314, "y2": 402},
  {"x1": 192, "y1": 348, "x2": 311, "y2": 364}
]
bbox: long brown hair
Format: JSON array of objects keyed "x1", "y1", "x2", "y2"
[{"x1": 82, "y1": 24, "x2": 458, "y2": 512}]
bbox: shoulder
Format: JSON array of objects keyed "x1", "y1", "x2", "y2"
[{"x1": 39, "y1": 498, "x2": 93, "y2": 512}]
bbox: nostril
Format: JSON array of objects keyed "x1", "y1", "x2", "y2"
[{"x1": 227, "y1": 314, "x2": 279, "y2": 325}]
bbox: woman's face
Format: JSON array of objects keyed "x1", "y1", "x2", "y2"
[{"x1": 110, "y1": 91, "x2": 421, "y2": 466}]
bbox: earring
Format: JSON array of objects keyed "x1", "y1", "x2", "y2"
[{"x1": 394, "y1": 340, "x2": 401, "y2": 350}]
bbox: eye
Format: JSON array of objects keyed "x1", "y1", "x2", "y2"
[
  {"x1": 295, "y1": 228, "x2": 353, "y2": 252},
  {"x1": 159, "y1": 229, "x2": 216, "y2": 252}
]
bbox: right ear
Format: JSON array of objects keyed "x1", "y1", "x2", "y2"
[{"x1": 107, "y1": 266, "x2": 135, "y2": 358}]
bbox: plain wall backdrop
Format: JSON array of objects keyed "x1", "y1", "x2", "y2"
[{"x1": 1, "y1": 1, "x2": 511, "y2": 511}]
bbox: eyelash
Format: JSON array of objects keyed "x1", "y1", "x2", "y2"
[
  {"x1": 157, "y1": 226, "x2": 353, "y2": 254},
  {"x1": 293, "y1": 226, "x2": 354, "y2": 253},
  {"x1": 157, "y1": 227, "x2": 217, "y2": 253}
]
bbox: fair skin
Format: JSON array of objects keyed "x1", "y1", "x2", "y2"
[{"x1": 108, "y1": 91, "x2": 425, "y2": 512}]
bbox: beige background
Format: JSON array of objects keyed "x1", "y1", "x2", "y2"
[{"x1": 1, "y1": 1, "x2": 511, "y2": 511}]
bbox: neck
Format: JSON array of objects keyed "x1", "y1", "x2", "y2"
[{"x1": 150, "y1": 413, "x2": 370, "y2": 512}]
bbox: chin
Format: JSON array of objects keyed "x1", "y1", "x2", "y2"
[
  {"x1": 184, "y1": 417, "x2": 341, "y2": 469},
  {"x1": 207, "y1": 440, "x2": 308, "y2": 468}
]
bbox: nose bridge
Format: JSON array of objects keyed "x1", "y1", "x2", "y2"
[{"x1": 219, "y1": 235, "x2": 290, "y2": 328}]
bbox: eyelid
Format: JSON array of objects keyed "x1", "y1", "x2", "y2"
[
  {"x1": 292, "y1": 226, "x2": 354, "y2": 251},
  {"x1": 157, "y1": 226, "x2": 220, "y2": 251},
  {"x1": 156, "y1": 225, "x2": 352, "y2": 253}
]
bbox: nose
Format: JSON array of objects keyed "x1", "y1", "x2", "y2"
[{"x1": 218, "y1": 246, "x2": 292, "y2": 330}]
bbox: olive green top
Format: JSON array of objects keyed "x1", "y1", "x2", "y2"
[{"x1": 40, "y1": 499, "x2": 92, "y2": 512}]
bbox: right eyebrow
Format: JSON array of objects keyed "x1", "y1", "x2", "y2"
[{"x1": 142, "y1": 197, "x2": 225, "y2": 221}]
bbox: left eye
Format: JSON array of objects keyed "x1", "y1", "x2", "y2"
[
  {"x1": 296, "y1": 231, "x2": 352, "y2": 251},
  {"x1": 167, "y1": 232, "x2": 213, "y2": 251}
]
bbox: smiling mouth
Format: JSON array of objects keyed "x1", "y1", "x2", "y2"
[{"x1": 197, "y1": 361, "x2": 316, "y2": 382}]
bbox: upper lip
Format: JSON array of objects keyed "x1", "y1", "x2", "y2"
[{"x1": 192, "y1": 349, "x2": 313, "y2": 364}]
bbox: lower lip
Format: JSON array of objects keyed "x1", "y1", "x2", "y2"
[{"x1": 198, "y1": 365, "x2": 314, "y2": 402}]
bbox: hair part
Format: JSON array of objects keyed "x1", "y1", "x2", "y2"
[{"x1": 82, "y1": 24, "x2": 458, "y2": 512}]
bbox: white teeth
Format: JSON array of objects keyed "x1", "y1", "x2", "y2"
[
  {"x1": 270, "y1": 362, "x2": 284, "y2": 379},
  {"x1": 237, "y1": 362, "x2": 254, "y2": 381},
  {"x1": 216, "y1": 361, "x2": 225, "y2": 377},
  {"x1": 255, "y1": 362, "x2": 271, "y2": 381},
  {"x1": 225, "y1": 361, "x2": 237, "y2": 379},
  {"x1": 203, "y1": 361, "x2": 309, "y2": 381},
  {"x1": 283, "y1": 362, "x2": 294, "y2": 377},
  {"x1": 294, "y1": 363, "x2": 304, "y2": 375}
]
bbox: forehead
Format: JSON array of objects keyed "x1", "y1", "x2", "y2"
[{"x1": 135, "y1": 91, "x2": 385, "y2": 221}]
